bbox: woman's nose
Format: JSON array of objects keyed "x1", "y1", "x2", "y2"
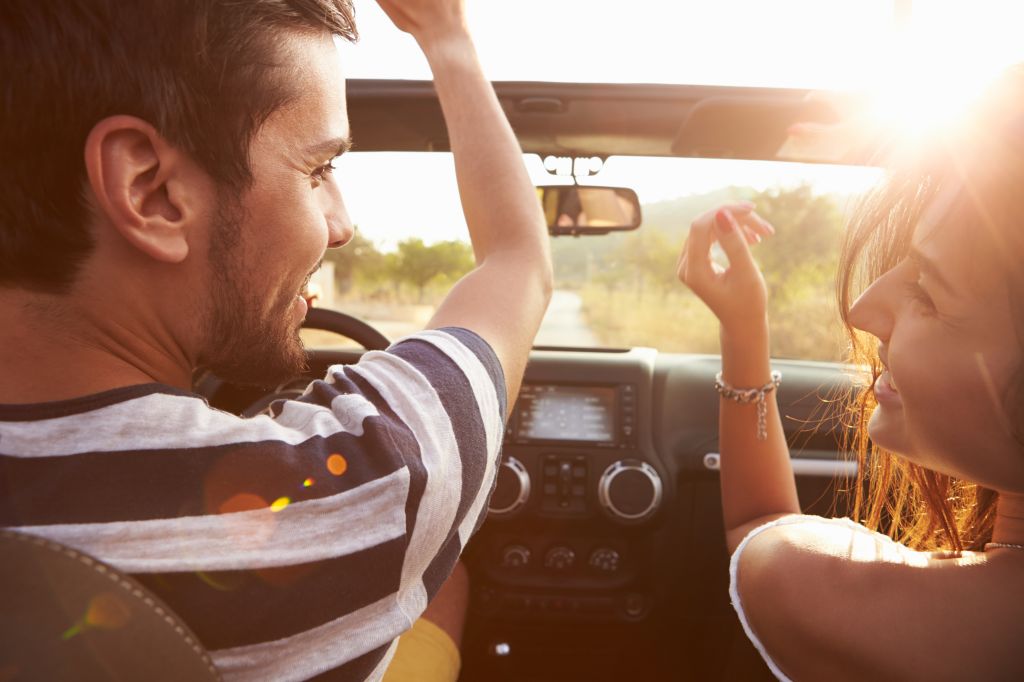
[{"x1": 847, "y1": 267, "x2": 898, "y2": 341}]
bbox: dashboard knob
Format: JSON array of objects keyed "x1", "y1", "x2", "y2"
[
  {"x1": 588, "y1": 547, "x2": 621, "y2": 573},
  {"x1": 544, "y1": 546, "x2": 576, "y2": 571},
  {"x1": 488, "y1": 456, "x2": 531, "y2": 517},
  {"x1": 597, "y1": 460, "x2": 663, "y2": 523},
  {"x1": 500, "y1": 544, "x2": 531, "y2": 568}
]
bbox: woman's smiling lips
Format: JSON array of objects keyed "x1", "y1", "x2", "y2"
[{"x1": 874, "y1": 369, "x2": 902, "y2": 406}]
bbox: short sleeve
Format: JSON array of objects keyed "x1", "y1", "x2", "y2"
[
  {"x1": 333, "y1": 327, "x2": 508, "y2": 607},
  {"x1": 728, "y1": 515, "x2": 905, "y2": 682}
]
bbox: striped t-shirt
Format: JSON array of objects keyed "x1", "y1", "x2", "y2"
[{"x1": 0, "y1": 327, "x2": 507, "y2": 681}]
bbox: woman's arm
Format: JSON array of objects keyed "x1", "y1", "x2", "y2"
[{"x1": 677, "y1": 206, "x2": 800, "y2": 552}]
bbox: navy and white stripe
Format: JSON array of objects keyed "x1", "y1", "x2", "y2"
[{"x1": 0, "y1": 327, "x2": 506, "y2": 682}]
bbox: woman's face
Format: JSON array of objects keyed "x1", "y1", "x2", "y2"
[{"x1": 847, "y1": 184, "x2": 1024, "y2": 493}]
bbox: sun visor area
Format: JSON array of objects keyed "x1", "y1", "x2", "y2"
[{"x1": 671, "y1": 96, "x2": 839, "y2": 162}]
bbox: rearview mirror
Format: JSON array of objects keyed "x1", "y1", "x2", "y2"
[{"x1": 537, "y1": 185, "x2": 642, "y2": 236}]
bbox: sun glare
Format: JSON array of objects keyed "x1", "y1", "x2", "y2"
[{"x1": 863, "y1": 1, "x2": 1020, "y2": 142}]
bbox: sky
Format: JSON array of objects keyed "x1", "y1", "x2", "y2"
[{"x1": 333, "y1": 0, "x2": 1024, "y2": 248}]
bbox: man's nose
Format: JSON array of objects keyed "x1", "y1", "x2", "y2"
[
  {"x1": 327, "y1": 210, "x2": 354, "y2": 249},
  {"x1": 323, "y1": 182, "x2": 354, "y2": 248}
]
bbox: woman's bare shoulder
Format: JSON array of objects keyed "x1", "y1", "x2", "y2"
[{"x1": 734, "y1": 516, "x2": 1024, "y2": 681}]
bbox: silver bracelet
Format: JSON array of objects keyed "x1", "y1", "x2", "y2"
[{"x1": 714, "y1": 371, "x2": 782, "y2": 441}]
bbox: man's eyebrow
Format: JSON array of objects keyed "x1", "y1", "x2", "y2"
[
  {"x1": 306, "y1": 136, "x2": 352, "y2": 159},
  {"x1": 909, "y1": 247, "x2": 955, "y2": 295}
]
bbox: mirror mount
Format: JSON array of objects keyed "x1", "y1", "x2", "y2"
[{"x1": 541, "y1": 155, "x2": 607, "y2": 181}]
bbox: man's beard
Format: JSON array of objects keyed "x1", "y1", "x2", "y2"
[{"x1": 197, "y1": 200, "x2": 309, "y2": 387}]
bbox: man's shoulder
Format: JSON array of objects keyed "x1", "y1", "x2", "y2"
[{"x1": 375, "y1": 326, "x2": 507, "y2": 415}]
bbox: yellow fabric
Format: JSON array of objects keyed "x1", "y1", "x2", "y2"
[{"x1": 382, "y1": 617, "x2": 461, "y2": 682}]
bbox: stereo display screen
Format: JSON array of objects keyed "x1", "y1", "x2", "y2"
[{"x1": 517, "y1": 384, "x2": 616, "y2": 443}]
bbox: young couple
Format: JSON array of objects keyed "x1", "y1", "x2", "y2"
[{"x1": 1, "y1": 1, "x2": 1020, "y2": 679}]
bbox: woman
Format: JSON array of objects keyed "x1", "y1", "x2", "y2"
[{"x1": 677, "y1": 67, "x2": 1024, "y2": 680}]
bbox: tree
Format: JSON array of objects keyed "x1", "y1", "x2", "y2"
[
  {"x1": 395, "y1": 238, "x2": 475, "y2": 302},
  {"x1": 321, "y1": 228, "x2": 384, "y2": 295}
]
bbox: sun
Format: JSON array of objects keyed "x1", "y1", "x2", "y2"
[{"x1": 865, "y1": 1, "x2": 1023, "y2": 141}]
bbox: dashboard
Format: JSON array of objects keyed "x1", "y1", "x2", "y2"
[
  {"x1": 461, "y1": 347, "x2": 854, "y2": 681},
  {"x1": 204, "y1": 345, "x2": 855, "y2": 681}
]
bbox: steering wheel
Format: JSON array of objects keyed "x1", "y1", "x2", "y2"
[{"x1": 302, "y1": 307, "x2": 391, "y2": 352}]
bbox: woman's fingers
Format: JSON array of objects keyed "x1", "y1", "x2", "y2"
[
  {"x1": 713, "y1": 209, "x2": 759, "y2": 275},
  {"x1": 678, "y1": 212, "x2": 714, "y2": 286},
  {"x1": 679, "y1": 203, "x2": 775, "y2": 287},
  {"x1": 743, "y1": 211, "x2": 776, "y2": 236}
]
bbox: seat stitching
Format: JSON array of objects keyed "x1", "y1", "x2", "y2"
[{"x1": 2, "y1": 529, "x2": 220, "y2": 679}]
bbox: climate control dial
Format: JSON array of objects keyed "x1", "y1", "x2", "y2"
[
  {"x1": 597, "y1": 459, "x2": 663, "y2": 523},
  {"x1": 588, "y1": 547, "x2": 622, "y2": 573},
  {"x1": 488, "y1": 457, "x2": 531, "y2": 517},
  {"x1": 544, "y1": 546, "x2": 576, "y2": 571},
  {"x1": 500, "y1": 544, "x2": 531, "y2": 568}
]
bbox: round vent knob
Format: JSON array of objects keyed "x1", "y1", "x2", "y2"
[
  {"x1": 597, "y1": 460, "x2": 663, "y2": 523},
  {"x1": 588, "y1": 547, "x2": 622, "y2": 573},
  {"x1": 500, "y1": 545, "x2": 531, "y2": 568},
  {"x1": 488, "y1": 457, "x2": 530, "y2": 517},
  {"x1": 544, "y1": 546, "x2": 576, "y2": 571}
]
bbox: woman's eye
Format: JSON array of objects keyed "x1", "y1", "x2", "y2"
[{"x1": 905, "y1": 280, "x2": 937, "y2": 315}]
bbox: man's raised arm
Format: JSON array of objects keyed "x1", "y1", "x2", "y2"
[{"x1": 375, "y1": 0, "x2": 554, "y2": 408}]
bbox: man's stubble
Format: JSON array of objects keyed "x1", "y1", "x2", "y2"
[{"x1": 198, "y1": 197, "x2": 309, "y2": 387}]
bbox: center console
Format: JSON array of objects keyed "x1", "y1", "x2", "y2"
[{"x1": 467, "y1": 347, "x2": 670, "y2": 627}]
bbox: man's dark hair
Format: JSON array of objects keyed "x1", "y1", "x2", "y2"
[{"x1": 0, "y1": 0, "x2": 357, "y2": 293}]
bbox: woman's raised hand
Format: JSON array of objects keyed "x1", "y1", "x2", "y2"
[{"x1": 676, "y1": 202, "x2": 775, "y2": 333}]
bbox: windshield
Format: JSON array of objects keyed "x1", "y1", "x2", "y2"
[
  {"x1": 305, "y1": 153, "x2": 882, "y2": 361},
  {"x1": 301, "y1": 0, "x2": 1024, "y2": 360}
]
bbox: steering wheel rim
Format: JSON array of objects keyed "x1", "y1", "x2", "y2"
[{"x1": 302, "y1": 307, "x2": 391, "y2": 351}]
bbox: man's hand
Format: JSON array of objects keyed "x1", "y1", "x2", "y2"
[
  {"x1": 375, "y1": 0, "x2": 468, "y2": 48},
  {"x1": 373, "y1": 2, "x2": 552, "y2": 413}
]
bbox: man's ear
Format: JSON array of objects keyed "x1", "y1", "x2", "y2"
[{"x1": 84, "y1": 116, "x2": 202, "y2": 264}]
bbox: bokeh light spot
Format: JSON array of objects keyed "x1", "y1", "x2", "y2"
[
  {"x1": 303, "y1": 477, "x2": 315, "y2": 488},
  {"x1": 326, "y1": 454, "x2": 348, "y2": 476},
  {"x1": 196, "y1": 571, "x2": 241, "y2": 592},
  {"x1": 63, "y1": 592, "x2": 132, "y2": 640},
  {"x1": 218, "y1": 492, "x2": 267, "y2": 515},
  {"x1": 86, "y1": 592, "x2": 131, "y2": 629},
  {"x1": 270, "y1": 496, "x2": 290, "y2": 513}
]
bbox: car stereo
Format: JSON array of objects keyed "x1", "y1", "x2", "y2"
[{"x1": 507, "y1": 383, "x2": 637, "y2": 448}]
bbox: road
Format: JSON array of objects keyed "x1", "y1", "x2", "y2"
[{"x1": 533, "y1": 289, "x2": 599, "y2": 347}]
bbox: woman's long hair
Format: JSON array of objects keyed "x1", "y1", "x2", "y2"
[{"x1": 834, "y1": 66, "x2": 1024, "y2": 552}]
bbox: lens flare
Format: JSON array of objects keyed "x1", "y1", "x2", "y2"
[
  {"x1": 326, "y1": 454, "x2": 348, "y2": 476},
  {"x1": 218, "y1": 492, "x2": 268, "y2": 515},
  {"x1": 302, "y1": 477, "x2": 315, "y2": 488},
  {"x1": 196, "y1": 571, "x2": 241, "y2": 592},
  {"x1": 62, "y1": 592, "x2": 132, "y2": 640}
]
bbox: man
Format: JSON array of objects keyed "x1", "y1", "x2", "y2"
[{"x1": 0, "y1": 0, "x2": 552, "y2": 680}]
